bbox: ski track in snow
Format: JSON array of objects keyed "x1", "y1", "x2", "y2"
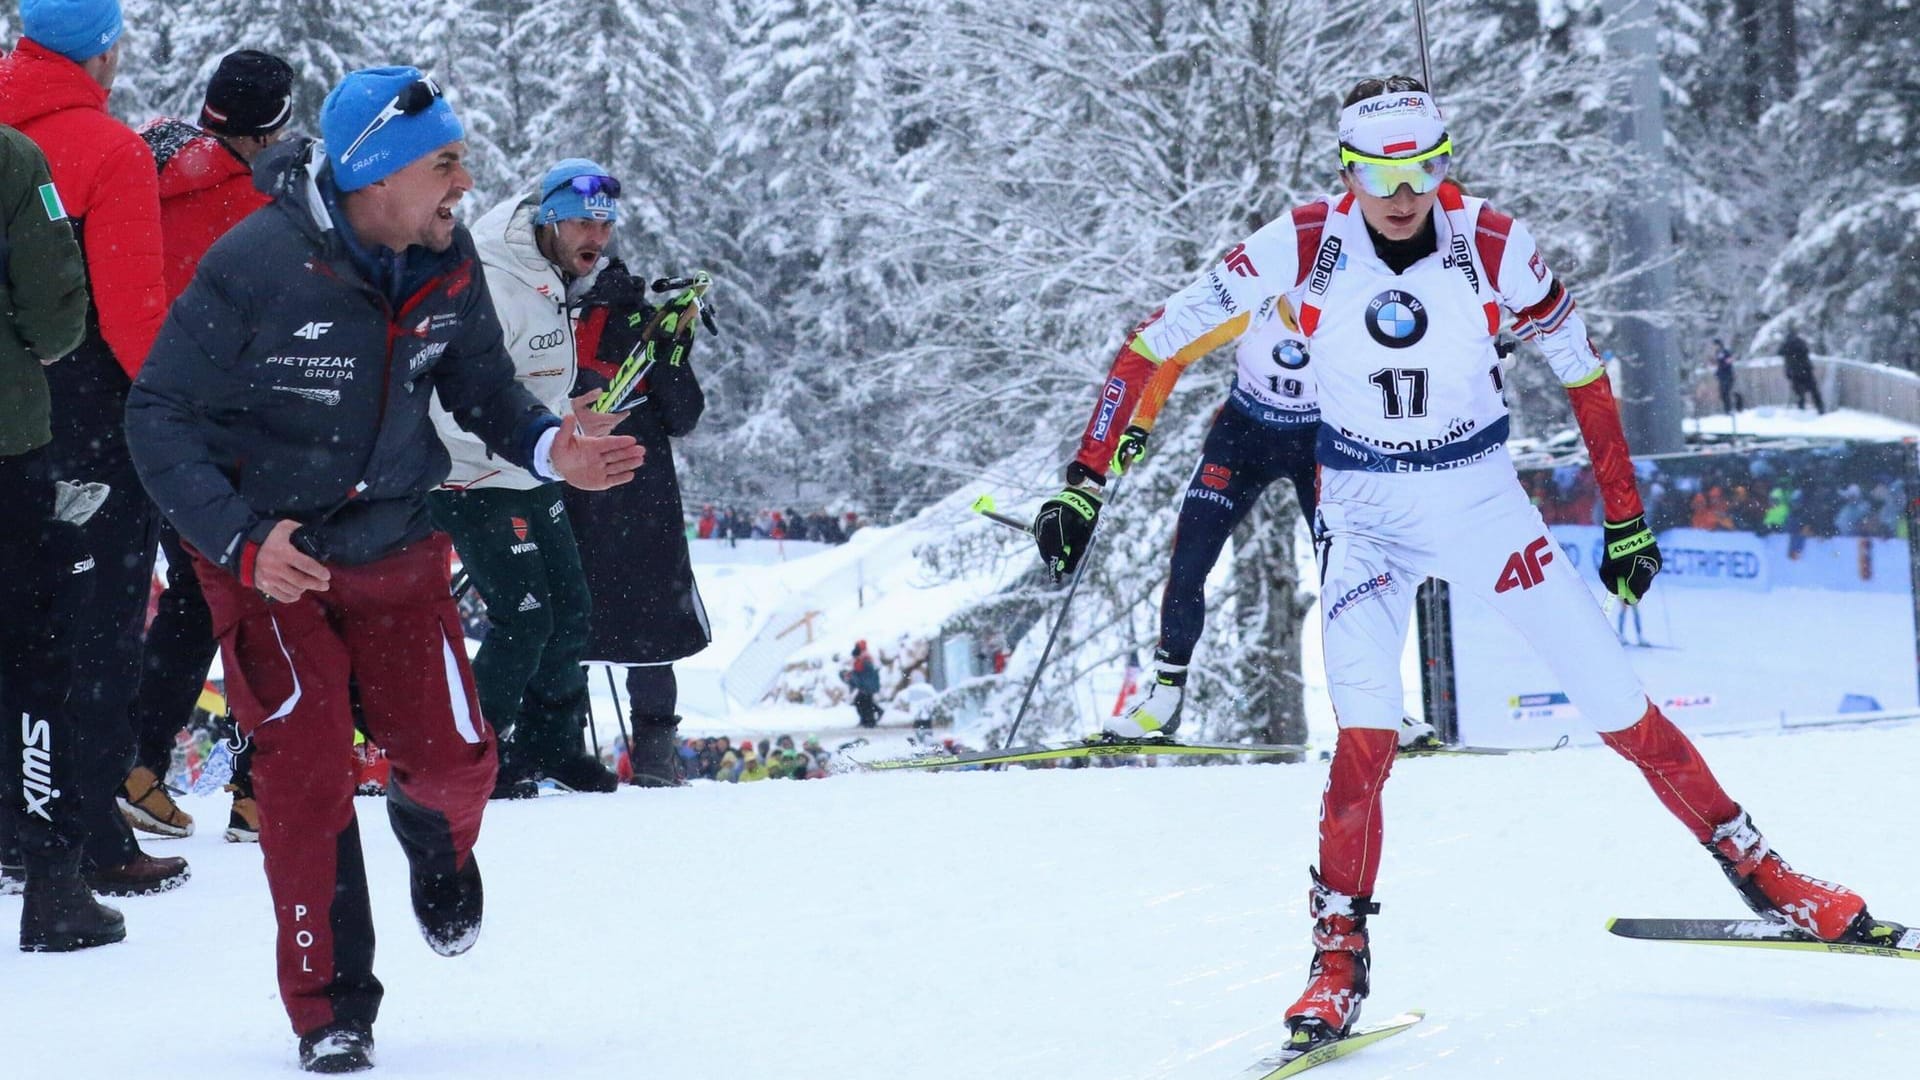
[{"x1": 3, "y1": 724, "x2": 1915, "y2": 1078}]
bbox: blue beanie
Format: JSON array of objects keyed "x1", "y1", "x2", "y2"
[
  {"x1": 536, "y1": 158, "x2": 621, "y2": 226},
  {"x1": 319, "y1": 66, "x2": 466, "y2": 193},
  {"x1": 21, "y1": 0, "x2": 123, "y2": 62}
]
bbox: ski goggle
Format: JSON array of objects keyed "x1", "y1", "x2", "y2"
[
  {"x1": 340, "y1": 78, "x2": 443, "y2": 162},
  {"x1": 1339, "y1": 137, "x2": 1453, "y2": 198},
  {"x1": 545, "y1": 174, "x2": 622, "y2": 202}
]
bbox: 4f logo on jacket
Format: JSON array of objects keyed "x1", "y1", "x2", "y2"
[
  {"x1": 21, "y1": 714, "x2": 58, "y2": 822},
  {"x1": 1222, "y1": 242, "x2": 1259, "y2": 278},
  {"x1": 1495, "y1": 536, "x2": 1555, "y2": 593},
  {"x1": 293, "y1": 321, "x2": 333, "y2": 339}
]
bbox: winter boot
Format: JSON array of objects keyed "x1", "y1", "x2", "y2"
[
  {"x1": 489, "y1": 773, "x2": 540, "y2": 800},
  {"x1": 543, "y1": 754, "x2": 620, "y2": 794},
  {"x1": 20, "y1": 850, "x2": 126, "y2": 952},
  {"x1": 118, "y1": 764, "x2": 194, "y2": 838},
  {"x1": 1707, "y1": 810, "x2": 1868, "y2": 941},
  {"x1": 224, "y1": 782, "x2": 261, "y2": 843},
  {"x1": 1105, "y1": 666, "x2": 1186, "y2": 738},
  {"x1": 411, "y1": 854, "x2": 483, "y2": 957},
  {"x1": 86, "y1": 851, "x2": 190, "y2": 897},
  {"x1": 299, "y1": 1022, "x2": 375, "y2": 1074},
  {"x1": 1284, "y1": 869, "x2": 1376, "y2": 1047},
  {"x1": 627, "y1": 716, "x2": 686, "y2": 788}
]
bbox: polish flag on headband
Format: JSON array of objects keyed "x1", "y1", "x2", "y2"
[{"x1": 1338, "y1": 91, "x2": 1448, "y2": 158}]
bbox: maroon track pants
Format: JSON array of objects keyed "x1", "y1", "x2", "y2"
[{"x1": 197, "y1": 533, "x2": 496, "y2": 1036}]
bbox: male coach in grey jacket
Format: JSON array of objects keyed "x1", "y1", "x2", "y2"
[{"x1": 124, "y1": 66, "x2": 642, "y2": 1073}]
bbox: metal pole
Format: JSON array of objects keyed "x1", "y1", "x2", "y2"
[
  {"x1": 1413, "y1": 0, "x2": 1433, "y2": 91},
  {"x1": 1607, "y1": 0, "x2": 1685, "y2": 454}
]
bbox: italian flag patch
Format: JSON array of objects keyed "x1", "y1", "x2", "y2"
[{"x1": 38, "y1": 182, "x2": 67, "y2": 222}]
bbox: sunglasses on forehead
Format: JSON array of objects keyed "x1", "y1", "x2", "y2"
[
  {"x1": 544, "y1": 174, "x2": 623, "y2": 202},
  {"x1": 340, "y1": 77, "x2": 443, "y2": 162}
]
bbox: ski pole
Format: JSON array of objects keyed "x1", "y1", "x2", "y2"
[
  {"x1": 1002, "y1": 469, "x2": 1127, "y2": 748},
  {"x1": 603, "y1": 665, "x2": 632, "y2": 757},
  {"x1": 971, "y1": 494, "x2": 1034, "y2": 536},
  {"x1": 1413, "y1": 0, "x2": 1434, "y2": 92}
]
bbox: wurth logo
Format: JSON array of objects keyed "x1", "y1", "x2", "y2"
[
  {"x1": 293, "y1": 321, "x2": 333, "y2": 340},
  {"x1": 511, "y1": 517, "x2": 529, "y2": 542},
  {"x1": 21, "y1": 714, "x2": 57, "y2": 822},
  {"x1": 1222, "y1": 243, "x2": 1259, "y2": 278},
  {"x1": 1495, "y1": 536, "x2": 1555, "y2": 593}
]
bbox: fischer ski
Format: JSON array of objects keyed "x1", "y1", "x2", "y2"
[
  {"x1": 862, "y1": 735, "x2": 1306, "y2": 771},
  {"x1": 1240, "y1": 1010, "x2": 1425, "y2": 1079},
  {"x1": 1607, "y1": 917, "x2": 1920, "y2": 961},
  {"x1": 1396, "y1": 734, "x2": 1570, "y2": 758},
  {"x1": 594, "y1": 272, "x2": 717, "y2": 414}
]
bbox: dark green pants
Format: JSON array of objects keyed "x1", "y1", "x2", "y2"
[{"x1": 428, "y1": 485, "x2": 592, "y2": 775}]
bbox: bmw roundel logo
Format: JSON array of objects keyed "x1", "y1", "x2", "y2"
[
  {"x1": 1272, "y1": 338, "x2": 1310, "y2": 370},
  {"x1": 1365, "y1": 290, "x2": 1428, "y2": 349}
]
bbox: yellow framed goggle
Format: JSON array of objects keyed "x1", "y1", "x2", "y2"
[{"x1": 1339, "y1": 137, "x2": 1453, "y2": 197}]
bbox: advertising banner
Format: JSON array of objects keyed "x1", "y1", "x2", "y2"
[{"x1": 1447, "y1": 441, "x2": 1919, "y2": 746}]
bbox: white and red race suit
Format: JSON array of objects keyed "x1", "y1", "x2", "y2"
[{"x1": 1067, "y1": 182, "x2": 1793, "y2": 908}]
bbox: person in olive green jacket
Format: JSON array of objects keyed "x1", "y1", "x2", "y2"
[
  {"x1": 1, "y1": 120, "x2": 120, "y2": 952},
  {"x1": 1, "y1": 121, "x2": 88, "y2": 456}
]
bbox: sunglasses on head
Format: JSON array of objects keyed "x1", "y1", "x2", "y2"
[
  {"x1": 545, "y1": 174, "x2": 622, "y2": 202},
  {"x1": 341, "y1": 77, "x2": 443, "y2": 162}
]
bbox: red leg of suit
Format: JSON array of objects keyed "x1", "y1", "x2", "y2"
[
  {"x1": 1599, "y1": 703, "x2": 1739, "y2": 842},
  {"x1": 1316, "y1": 727, "x2": 1400, "y2": 897}
]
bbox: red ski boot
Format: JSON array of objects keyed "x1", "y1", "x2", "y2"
[
  {"x1": 1283, "y1": 870, "x2": 1376, "y2": 1047},
  {"x1": 1707, "y1": 810, "x2": 1868, "y2": 941}
]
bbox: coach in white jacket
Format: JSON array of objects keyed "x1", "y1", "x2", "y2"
[{"x1": 428, "y1": 158, "x2": 631, "y2": 796}]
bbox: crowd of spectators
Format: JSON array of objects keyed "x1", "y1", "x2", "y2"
[
  {"x1": 1525, "y1": 445, "x2": 1913, "y2": 542},
  {"x1": 691, "y1": 506, "x2": 864, "y2": 545},
  {"x1": 617, "y1": 733, "x2": 839, "y2": 782}
]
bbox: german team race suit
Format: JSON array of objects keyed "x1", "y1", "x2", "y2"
[
  {"x1": 126, "y1": 139, "x2": 562, "y2": 1039},
  {"x1": 1070, "y1": 180, "x2": 1869, "y2": 949},
  {"x1": 428, "y1": 191, "x2": 601, "y2": 787},
  {"x1": 1121, "y1": 294, "x2": 1320, "y2": 673}
]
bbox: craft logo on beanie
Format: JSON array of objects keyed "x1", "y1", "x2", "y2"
[
  {"x1": 318, "y1": 66, "x2": 465, "y2": 192},
  {"x1": 21, "y1": 0, "x2": 123, "y2": 63}
]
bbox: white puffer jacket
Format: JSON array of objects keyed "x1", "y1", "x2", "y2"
[{"x1": 431, "y1": 191, "x2": 604, "y2": 490}]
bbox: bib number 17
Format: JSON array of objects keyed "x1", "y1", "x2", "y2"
[{"x1": 1369, "y1": 367, "x2": 1428, "y2": 419}]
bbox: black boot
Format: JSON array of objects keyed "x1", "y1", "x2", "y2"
[
  {"x1": 20, "y1": 849, "x2": 126, "y2": 952},
  {"x1": 299, "y1": 1022, "x2": 375, "y2": 1073},
  {"x1": 626, "y1": 715, "x2": 685, "y2": 788},
  {"x1": 411, "y1": 854, "x2": 483, "y2": 957},
  {"x1": 543, "y1": 754, "x2": 619, "y2": 794}
]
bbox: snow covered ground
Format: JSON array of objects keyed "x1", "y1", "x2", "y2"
[
  {"x1": 1684, "y1": 405, "x2": 1920, "y2": 441},
  {"x1": 4, "y1": 722, "x2": 1915, "y2": 1079}
]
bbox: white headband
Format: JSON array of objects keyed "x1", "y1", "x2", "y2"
[{"x1": 1338, "y1": 91, "x2": 1448, "y2": 158}]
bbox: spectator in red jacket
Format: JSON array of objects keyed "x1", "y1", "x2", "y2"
[
  {"x1": 0, "y1": 0, "x2": 183, "y2": 896},
  {"x1": 121, "y1": 48, "x2": 295, "y2": 848},
  {"x1": 140, "y1": 49, "x2": 294, "y2": 302}
]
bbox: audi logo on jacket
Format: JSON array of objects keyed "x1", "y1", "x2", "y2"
[{"x1": 126, "y1": 139, "x2": 559, "y2": 571}]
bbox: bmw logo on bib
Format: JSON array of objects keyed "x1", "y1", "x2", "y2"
[
  {"x1": 1366, "y1": 290, "x2": 1428, "y2": 349},
  {"x1": 1272, "y1": 338, "x2": 1310, "y2": 370}
]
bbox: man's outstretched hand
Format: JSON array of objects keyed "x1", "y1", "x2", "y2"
[
  {"x1": 552, "y1": 423, "x2": 645, "y2": 490},
  {"x1": 569, "y1": 389, "x2": 629, "y2": 438}
]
